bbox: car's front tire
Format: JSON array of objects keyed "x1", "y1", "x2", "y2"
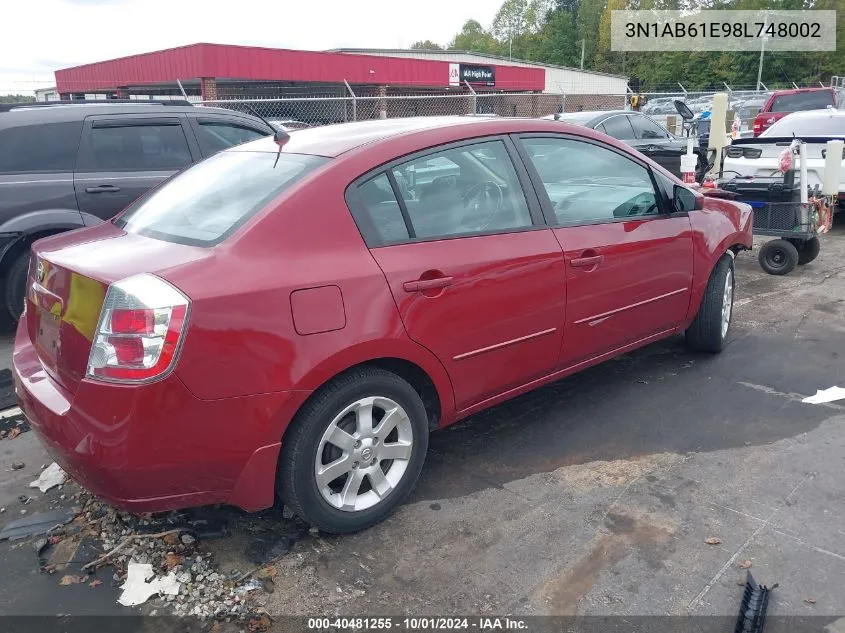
[
  {"x1": 685, "y1": 255, "x2": 734, "y2": 353},
  {"x1": 278, "y1": 367, "x2": 429, "y2": 534}
]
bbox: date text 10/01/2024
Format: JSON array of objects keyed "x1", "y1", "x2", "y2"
[
  {"x1": 625, "y1": 21, "x2": 822, "y2": 39},
  {"x1": 307, "y1": 617, "x2": 529, "y2": 630}
]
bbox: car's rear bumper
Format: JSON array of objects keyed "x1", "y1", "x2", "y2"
[{"x1": 12, "y1": 319, "x2": 301, "y2": 513}]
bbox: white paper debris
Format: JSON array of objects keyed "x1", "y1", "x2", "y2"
[
  {"x1": 233, "y1": 578, "x2": 264, "y2": 595},
  {"x1": 118, "y1": 563, "x2": 181, "y2": 607},
  {"x1": 29, "y1": 463, "x2": 66, "y2": 493},
  {"x1": 802, "y1": 386, "x2": 845, "y2": 405}
]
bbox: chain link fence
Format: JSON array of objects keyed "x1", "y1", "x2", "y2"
[
  {"x1": 198, "y1": 78, "x2": 841, "y2": 137},
  {"x1": 200, "y1": 91, "x2": 628, "y2": 126}
]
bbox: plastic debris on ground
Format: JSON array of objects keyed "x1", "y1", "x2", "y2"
[
  {"x1": 802, "y1": 386, "x2": 845, "y2": 405},
  {"x1": 734, "y1": 572, "x2": 777, "y2": 633},
  {"x1": 29, "y1": 462, "x2": 67, "y2": 493},
  {"x1": 118, "y1": 562, "x2": 181, "y2": 606},
  {"x1": 0, "y1": 508, "x2": 76, "y2": 541}
]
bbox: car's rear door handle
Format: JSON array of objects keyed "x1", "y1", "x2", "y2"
[
  {"x1": 571, "y1": 255, "x2": 604, "y2": 268},
  {"x1": 85, "y1": 185, "x2": 121, "y2": 193},
  {"x1": 403, "y1": 277, "x2": 454, "y2": 293}
]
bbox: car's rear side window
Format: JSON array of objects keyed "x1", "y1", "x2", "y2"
[
  {"x1": 598, "y1": 115, "x2": 636, "y2": 140},
  {"x1": 770, "y1": 91, "x2": 834, "y2": 113},
  {"x1": 357, "y1": 174, "x2": 411, "y2": 243},
  {"x1": 0, "y1": 121, "x2": 82, "y2": 174},
  {"x1": 114, "y1": 150, "x2": 329, "y2": 246}
]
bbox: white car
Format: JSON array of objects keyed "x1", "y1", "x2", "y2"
[
  {"x1": 269, "y1": 119, "x2": 311, "y2": 131},
  {"x1": 722, "y1": 109, "x2": 845, "y2": 195}
]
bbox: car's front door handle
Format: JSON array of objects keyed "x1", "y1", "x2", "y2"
[
  {"x1": 571, "y1": 255, "x2": 604, "y2": 268},
  {"x1": 403, "y1": 277, "x2": 454, "y2": 293},
  {"x1": 85, "y1": 185, "x2": 121, "y2": 193}
]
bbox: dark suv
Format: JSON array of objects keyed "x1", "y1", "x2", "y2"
[{"x1": 0, "y1": 102, "x2": 273, "y2": 320}]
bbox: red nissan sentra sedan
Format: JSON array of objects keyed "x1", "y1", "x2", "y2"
[{"x1": 13, "y1": 117, "x2": 752, "y2": 534}]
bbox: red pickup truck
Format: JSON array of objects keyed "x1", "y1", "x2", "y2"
[{"x1": 753, "y1": 87, "x2": 836, "y2": 136}]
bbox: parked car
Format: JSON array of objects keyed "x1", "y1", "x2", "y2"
[
  {"x1": 546, "y1": 110, "x2": 708, "y2": 181},
  {"x1": 270, "y1": 119, "x2": 312, "y2": 131},
  {"x1": 14, "y1": 117, "x2": 753, "y2": 534},
  {"x1": 723, "y1": 109, "x2": 845, "y2": 198},
  {"x1": 0, "y1": 102, "x2": 274, "y2": 321},
  {"x1": 735, "y1": 96, "x2": 769, "y2": 138},
  {"x1": 752, "y1": 87, "x2": 836, "y2": 136}
]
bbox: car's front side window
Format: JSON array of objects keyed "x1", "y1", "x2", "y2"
[{"x1": 520, "y1": 137, "x2": 660, "y2": 225}]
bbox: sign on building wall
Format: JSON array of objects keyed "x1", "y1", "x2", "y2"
[
  {"x1": 448, "y1": 63, "x2": 496, "y2": 87},
  {"x1": 448, "y1": 63, "x2": 460, "y2": 86},
  {"x1": 461, "y1": 65, "x2": 495, "y2": 86}
]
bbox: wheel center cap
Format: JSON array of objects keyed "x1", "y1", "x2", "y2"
[{"x1": 360, "y1": 447, "x2": 374, "y2": 462}]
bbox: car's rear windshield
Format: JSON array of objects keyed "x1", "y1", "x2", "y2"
[
  {"x1": 114, "y1": 150, "x2": 329, "y2": 246},
  {"x1": 770, "y1": 91, "x2": 834, "y2": 113}
]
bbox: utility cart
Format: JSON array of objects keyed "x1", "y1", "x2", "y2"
[
  {"x1": 710, "y1": 139, "x2": 833, "y2": 276},
  {"x1": 719, "y1": 173, "x2": 821, "y2": 275}
]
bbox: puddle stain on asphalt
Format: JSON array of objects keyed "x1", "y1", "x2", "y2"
[{"x1": 534, "y1": 510, "x2": 676, "y2": 615}]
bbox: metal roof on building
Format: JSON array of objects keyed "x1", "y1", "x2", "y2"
[{"x1": 54, "y1": 43, "x2": 546, "y2": 95}]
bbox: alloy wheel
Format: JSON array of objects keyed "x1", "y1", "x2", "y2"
[{"x1": 314, "y1": 396, "x2": 414, "y2": 512}]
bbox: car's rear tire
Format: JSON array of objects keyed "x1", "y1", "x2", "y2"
[
  {"x1": 791, "y1": 236, "x2": 820, "y2": 265},
  {"x1": 278, "y1": 367, "x2": 429, "y2": 534},
  {"x1": 685, "y1": 255, "x2": 734, "y2": 353},
  {"x1": 4, "y1": 251, "x2": 29, "y2": 323},
  {"x1": 758, "y1": 239, "x2": 799, "y2": 275}
]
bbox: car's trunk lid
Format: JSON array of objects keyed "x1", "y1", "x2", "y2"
[{"x1": 26, "y1": 222, "x2": 211, "y2": 394}]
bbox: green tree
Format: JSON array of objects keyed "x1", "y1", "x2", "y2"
[
  {"x1": 531, "y1": 5, "x2": 580, "y2": 67},
  {"x1": 0, "y1": 94, "x2": 35, "y2": 104},
  {"x1": 409, "y1": 40, "x2": 444, "y2": 50},
  {"x1": 576, "y1": 0, "x2": 606, "y2": 68},
  {"x1": 449, "y1": 19, "x2": 503, "y2": 54}
]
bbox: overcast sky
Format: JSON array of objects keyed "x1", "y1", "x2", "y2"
[{"x1": 1, "y1": 0, "x2": 501, "y2": 95}]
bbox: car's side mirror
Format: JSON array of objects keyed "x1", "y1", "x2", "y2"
[{"x1": 674, "y1": 185, "x2": 703, "y2": 212}]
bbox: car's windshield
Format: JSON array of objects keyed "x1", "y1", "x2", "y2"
[
  {"x1": 115, "y1": 150, "x2": 328, "y2": 246},
  {"x1": 762, "y1": 113, "x2": 845, "y2": 137},
  {"x1": 770, "y1": 91, "x2": 834, "y2": 113}
]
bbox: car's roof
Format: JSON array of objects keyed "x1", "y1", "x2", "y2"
[
  {"x1": 770, "y1": 86, "x2": 834, "y2": 96},
  {"x1": 234, "y1": 116, "x2": 614, "y2": 158},
  {"x1": 554, "y1": 110, "x2": 630, "y2": 120},
  {"x1": 775, "y1": 108, "x2": 844, "y2": 120},
  {"x1": 547, "y1": 110, "x2": 651, "y2": 128},
  {"x1": 0, "y1": 103, "x2": 261, "y2": 126}
]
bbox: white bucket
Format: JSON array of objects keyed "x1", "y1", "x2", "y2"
[{"x1": 680, "y1": 154, "x2": 697, "y2": 184}]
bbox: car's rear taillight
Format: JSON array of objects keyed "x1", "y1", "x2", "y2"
[{"x1": 86, "y1": 274, "x2": 190, "y2": 383}]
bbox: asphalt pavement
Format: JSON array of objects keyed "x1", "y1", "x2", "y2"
[{"x1": 1, "y1": 225, "x2": 844, "y2": 627}]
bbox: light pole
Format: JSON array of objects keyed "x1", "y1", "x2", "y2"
[{"x1": 756, "y1": 17, "x2": 768, "y2": 93}]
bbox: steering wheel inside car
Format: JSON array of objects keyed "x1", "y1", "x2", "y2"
[
  {"x1": 460, "y1": 182, "x2": 504, "y2": 232},
  {"x1": 624, "y1": 193, "x2": 658, "y2": 217}
]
